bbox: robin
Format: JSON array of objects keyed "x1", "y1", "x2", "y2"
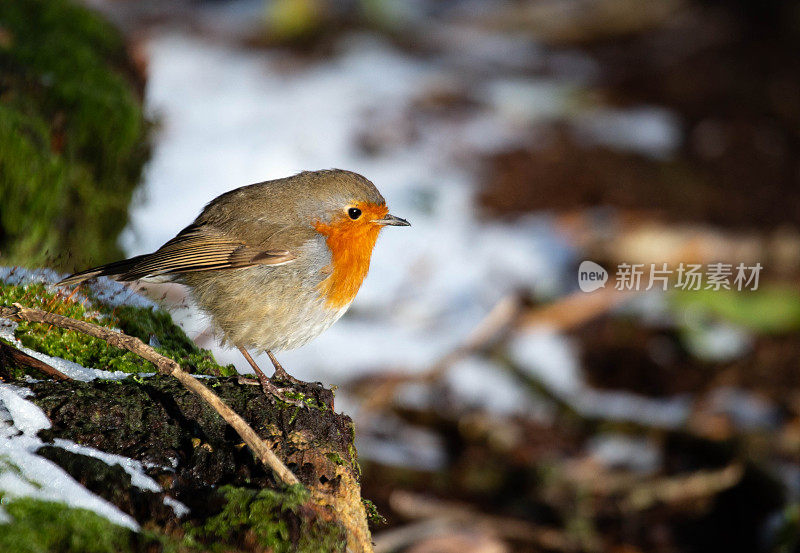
[{"x1": 59, "y1": 169, "x2": 410, "y2": 402}]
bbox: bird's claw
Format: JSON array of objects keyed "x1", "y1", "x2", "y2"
[
  {"x1": 252, "y1": 374, "x2": 308, "y2": 408},
  {"x1": 271, "y1": 367, "x2": 303, "y2": 386}
]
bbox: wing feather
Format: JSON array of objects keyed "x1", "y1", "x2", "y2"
[
  {"x1": 59, "y1": 224, "x2": 296, "y2": 285},
  {"x1": 118, "y1": 225, "x2": 295, "y2": 280}
]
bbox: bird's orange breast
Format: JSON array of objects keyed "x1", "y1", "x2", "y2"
[{"x1": 313, "y1": 203, "x2": 388, "y2": 309}]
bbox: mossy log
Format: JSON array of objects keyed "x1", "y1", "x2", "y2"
[
  {"x1": 4, "y1": 370, "x2": 370, "y2": 552},
  {"x1": 0, "y1": 275, "x2": 375, "y2": 552}
]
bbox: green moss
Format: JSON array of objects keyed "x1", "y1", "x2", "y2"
[
  {"x1": 0, "y1": 495, "x2": 139, "y2": 553},
  {"x1": 184, "y1": 484, "x2": 346, "y2": 552},
  {"x1": 0, "y1": 492, "x2": 200, "y2": 553},
  {"x1": 325, "y1": 452, "x2": 346, "y2": 466},
  {"x1": 0, "y1": 486, "x2": 345, "y2": 553},
  {"x1": 111, "y1": 304, "x2": 237, "y2": 376},
  {"x1": 0, "y1": 279, "x2": 235, "y2": 376},
  {"x1": 280, "y1": 388, "x2": 328, "y2": 411},
  {"x1": 671, "y1": 286, "x2": 800, "y2": 334},
  {"x1": 0, "y1": 0, "x2": 150, "y2": 272},
  {"x1": 361, "y1": 498, "x2": 386, "y2": 527}
]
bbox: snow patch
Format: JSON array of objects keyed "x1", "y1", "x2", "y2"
[
  {"x1": 509, "y1": 329, "x2": 583, "y2": 397},
  {"x1": 0, "y1": 385, "x2": 50, "y2": 436},
  {"x1": 52, "y1": 439, "x2": 161, "y2": 492},
  {"x1": 587, "y1": 433, "x2": 661, "y2": 473},
  {"x1": 0, "y1": 330, "x2": 135, "y2": 382},
  {"x1": 163, "y1": 495, "x2": 189, "y2": 517},
  {"x1": 0, "y1": 445, "x2": 139, "y2": 530},
  {"x1": 0, "y1": 384, "x2": 139, "y2": 530}
]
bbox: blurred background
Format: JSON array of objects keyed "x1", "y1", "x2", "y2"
[{"x1": 3, "y1": 0, "x2": 800, "y2": 551}]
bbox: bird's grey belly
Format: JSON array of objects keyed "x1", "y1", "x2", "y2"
[{"x1": 182, "y1": 252, "x2": 347, "y2": 351}]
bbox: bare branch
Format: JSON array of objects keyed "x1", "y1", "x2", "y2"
[{"x1": 0, "y1": 340, "x2": 71, "y2": 381}]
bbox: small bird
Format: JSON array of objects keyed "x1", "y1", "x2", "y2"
[{"x1": 60, "y1": 169, "x2": 409, "y2": 401}]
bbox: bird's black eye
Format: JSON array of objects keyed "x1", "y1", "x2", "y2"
[{"x1": 348, "y1": 207, "x2": 362, "y2": 220}]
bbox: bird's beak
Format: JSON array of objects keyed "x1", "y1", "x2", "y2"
[{"x1": 375, "y1": 214, "x2": 411, "y2": 227}]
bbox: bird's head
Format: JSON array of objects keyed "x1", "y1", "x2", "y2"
[{"x1": 303, "y1": 169, "x2": 409, "y2": 308}]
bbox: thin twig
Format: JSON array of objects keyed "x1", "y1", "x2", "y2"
[
  {"x1": 426, "y1": 294, "x2": 522, "y2": 380},
  {"x1": 358, "y1": 295, "x2": 522, "y2": 413},
  {"x1": 356, "y1": 289, "x2": 635, "y2": 413},
  {"x1": 621, "y1": 463, "x2": 744, "y2": 512},
  {"x1": 373, "y1": 490, "x2": 576, "y2": 552},
  {"x1": 519, "y1": 286, "x2": 634, "y2": 330},
  {"x1": 0, "y1": 303, "x2": 298, "y2": 486},
  {"x1": 0, "y1": 340, "x2": 72, "y2": 381}
]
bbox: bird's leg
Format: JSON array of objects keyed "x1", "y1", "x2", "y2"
[
  {"x1": 238, "y1": 347, "x2": 305, "y2": 407},
  {"x1": 266, "y1": 350, "x2": 302, "y2": 385},
  {"x1": 238, "y1": 347, "x2": 270, "y2": 385}
]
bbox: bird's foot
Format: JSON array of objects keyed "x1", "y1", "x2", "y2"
[
  {"x1": 262, "y1": 380, "x2": 311, "y2": 408},
  {"x1": 265, "y1": 350, "x2": 305, "y2": 385},
  {"x1": 238, "y1": 376, "x2": 309, "y2": 407},
  {"x1": 252, "y1": 372, "x2": 311, "y2": 408},
  {"x1": 271, "y1": 365, "x2": 304, "y2": 386}
]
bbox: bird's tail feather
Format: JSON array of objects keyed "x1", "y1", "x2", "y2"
[{"x1": 57, "y1": 255, "x2": 149, "y2": 286}]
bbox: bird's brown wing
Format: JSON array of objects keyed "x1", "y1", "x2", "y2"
[{"x1": 59, "y1": 224, "x2": 296, "y2": 285}]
